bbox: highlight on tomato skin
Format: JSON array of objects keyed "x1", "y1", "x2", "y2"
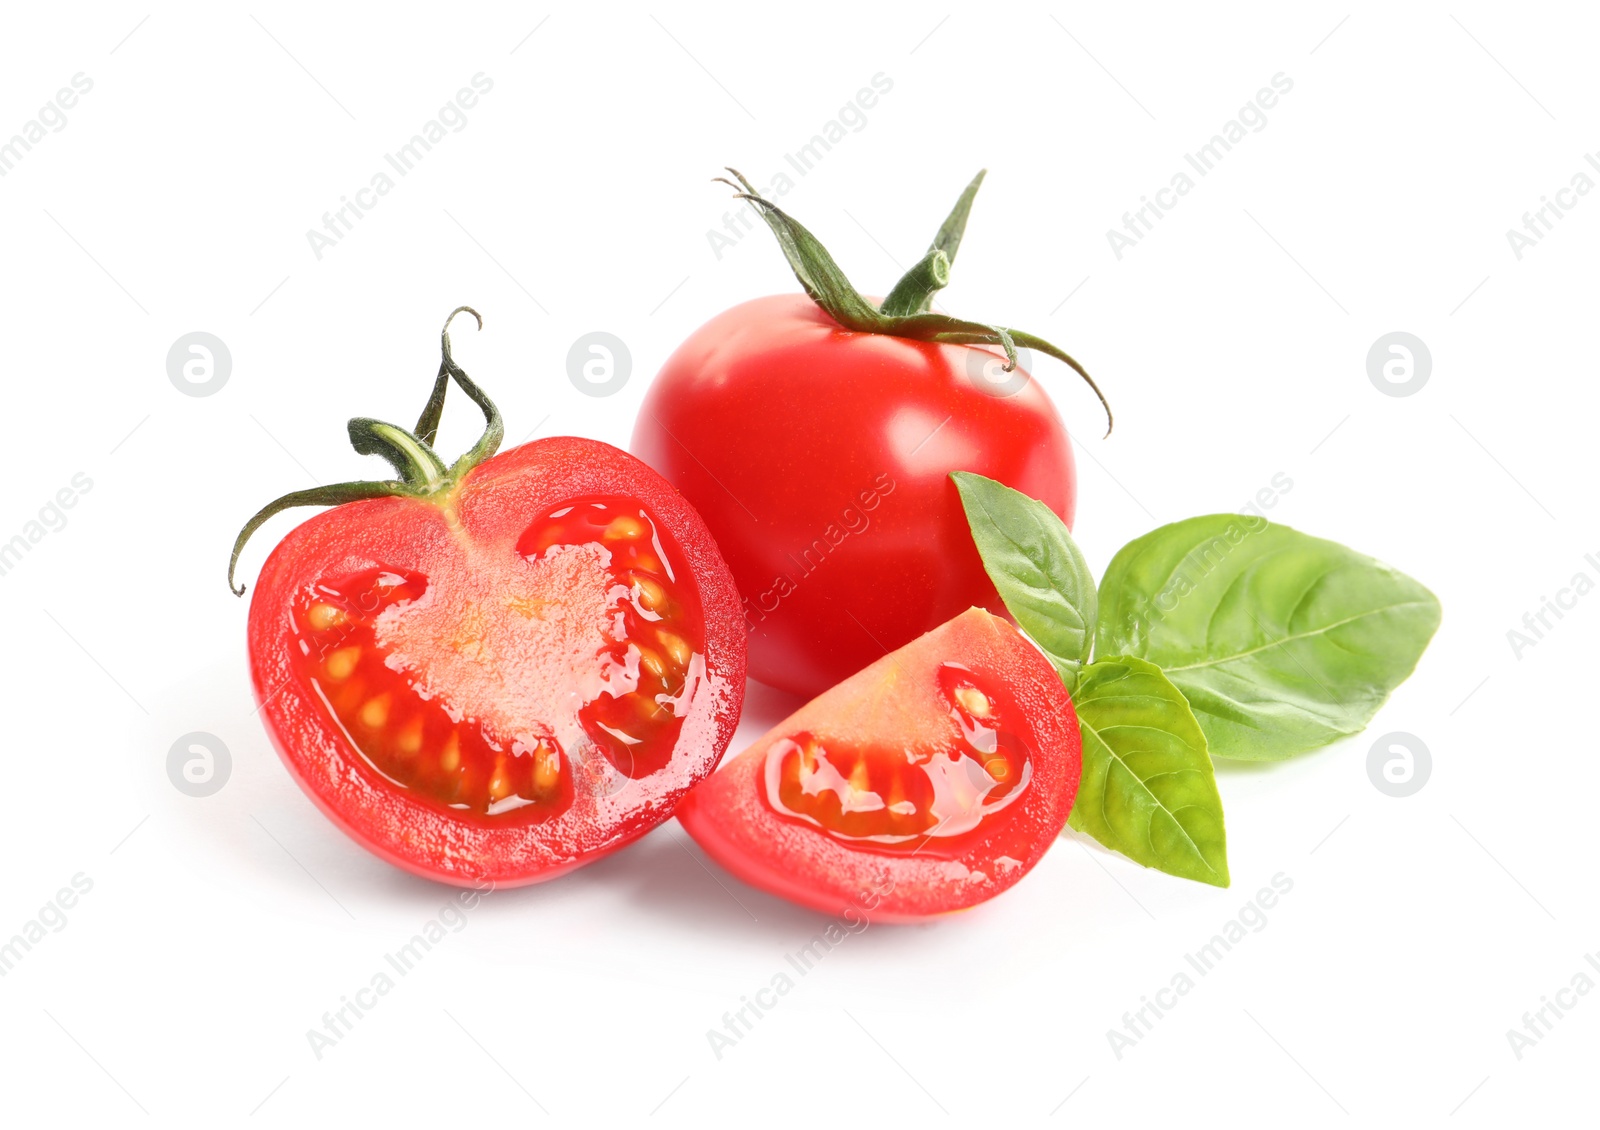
[
  {"x1": 633, "y1": 294, "x2": 1079, "y2": 700},
  {"x1": 630, "y1": 171, "x2": 1110, "y2": 701},
  {"x1": 675, "y1": 607, "x2": 1082, "y2": 923}
]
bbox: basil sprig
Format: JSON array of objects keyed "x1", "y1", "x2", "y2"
[{"x1": 955, "y1": 473, "x2": 1440, "y2": 886}]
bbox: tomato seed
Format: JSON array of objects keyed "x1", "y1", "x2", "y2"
[
  {"x1": 488, "y1": 756, "x2": 512, "y2": 801},
  {"x1": 534, "y1": 745, "x2": 562, "y2": 794},
  {"x1": 396, "y1": 720, "x2": 424, "y2": 754},
  {"x1": 954, "y1": 685, "x2": 992, "y2": 717},
  {"x1": 637, "y1": 647, "x2": 667, "y2": 680},
  {"x1": 326, "y1": 646, "x2": 361, "y2": 679},
  {"x1": 604, "y1": 515, "x2": 647, "y2": 541},
  {"x1": 308, "y1": 603, "x2": 347, "y2": 630},
  {"x1": 848, "y1": 758, "x2": 870, "y2": 794},
  {"x1": 360, "y1": 695, "x2": 390, "y2": 729},
  {"x1": 657, "y1": 629, "x2": 692, "y2": 667},
  {"x1": 631, "y1": 574, "x2": 667, "y2": 612}
]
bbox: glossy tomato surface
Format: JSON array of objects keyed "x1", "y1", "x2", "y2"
[
  {"x1": 676, "y1": 608, "x2": 1081, "y2": 922},
  {"x1": 248, "y1": 437, "x2": 746, "y2": 887},
  {"x1": 632, "y1": 294, "x2": 1076, "y2": 697}
]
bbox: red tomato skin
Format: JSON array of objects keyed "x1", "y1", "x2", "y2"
[
  {"x1": 676, "y1": 608, "x2": 1081, "y2": 923},
  {"x1": 632, "y1": 294, "x2": 1076, "y2": 697},
  {"x1": 247, "y1": 437, "x2": 746, "y2": 888}
]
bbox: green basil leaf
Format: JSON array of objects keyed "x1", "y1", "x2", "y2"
[
  {"x1": 1096, "y1": 515, "x2": 1441, "y2": 760},
  {"x1": 952, "y1": 471, "x2": 1097, "y2": 694},
  {"x1": 1068, "y1": 656, "x2": 1228, "y2": 887}
]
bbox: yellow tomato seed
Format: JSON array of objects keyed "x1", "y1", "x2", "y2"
[
  {"x1": 604, "y1": 516, "x2": 647, "y2": 541},
  {"x1": 359, "y1": 695, "x2": 389, "y2": 728},
  {"x1": 488, "y1": 757, "x2": 512, "y2": 801},
  {"x1": 637, "y1": 647, "x2": 667, "y2": 680},
  {"x1": 849, "y1": 759, "x2": 870, "y2": 793},
  {"x1": 307, "y1": 603, "x2": 346, "y2": 630},
  {"x1": 534, "y1": 747, "x2": 561, "y2": 793},
  {"x1": 657, "y1": 629, "x2": 692, "y2": 668},
  {"x1": 632, "y1": 575, "x2": 667, "y2": 611},
  {"x1": 396, "y1": 721, "x2": 424, "y2": 754},
  {"x1": 955, "y1": 685, "x2": 992, "y2": 718}
]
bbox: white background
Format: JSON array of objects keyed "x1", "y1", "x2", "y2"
[{"x1": 0, "y1": 2, "x2": 1591, "y2": 1125}]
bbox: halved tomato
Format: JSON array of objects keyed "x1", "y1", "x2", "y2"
[
  {"x1": 236, "y1": 311, "x2": 746, "y2": 886},
  {"x1": 676, "y1": 607, "x2": 1080, "y2": 921}
]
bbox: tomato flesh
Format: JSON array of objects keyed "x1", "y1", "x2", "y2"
[
  {"x1": 677, "y1": 608, "x2": 1081, "y2": 921},
  {"x1": 521, "y1": 497, "x2": 708, "y2": 781},
  {"x1": 249, "y1": 437, "x2": 746, "y2": 887},
  {"x1": 291, "y1": 495, "x2": 706, "y2": 823},
  {"x1": 765, "y1": 665, "x2": 1032, "y2": 857},
  {"x1": 298, "y1": 566, "x2": 573, "y2": 821}
]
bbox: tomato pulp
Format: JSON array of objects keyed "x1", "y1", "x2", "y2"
[
  {"x1": 676, "y1": 608, "x2": 1081, "y2": 922},
  {"x1": 632, "y1": 294, "x2": 1076, "y2": 697},
  {"x1": 237, "y1": 311, "x2": 745, "y2": 887}
]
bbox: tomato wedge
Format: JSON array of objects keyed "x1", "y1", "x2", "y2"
[
  {"x1": 235, "y1": 310, "x2": 746, "y2": 887},
  {"x1": 677, "y1": 608, "x2": 1080, "y2": 921}
]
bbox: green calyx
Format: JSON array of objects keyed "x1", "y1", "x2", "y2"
[
  {"x1": 717, "y1": 167, "x2": 1112, "y2": 435},
  {"x1": 227, "y1": 306, "x2": 503, "y2": 596}
]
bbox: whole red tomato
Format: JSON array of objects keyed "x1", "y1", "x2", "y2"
[
  {"x1": 635, "y1": 295, "x2": 1076, "y2": 696},
  {"x1": 632, "y1": 171, "x2": 1108, "y2": 696},
  {"x1": 232, "y1": 310, "x2": 746, "y2": 886}
]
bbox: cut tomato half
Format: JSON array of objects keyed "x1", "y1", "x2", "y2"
[
  {"x1": 235, "y1": 310, "x2": 746, "y2": 888},
  {"x1": 676, "y1": 607, "x2": 1080, "y2": 922},
  {"x1": 249, "y1": 438, "x2": 746, "y2": 887}
]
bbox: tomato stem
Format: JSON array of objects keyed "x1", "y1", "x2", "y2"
[
  {"x1": 879, "y1": 168, "x2": 985, "y2": 317},
  {"x1": 879, "y1": 249, "x2": 950, "y2": 318},
  {"x1": 718, "y1": 167, "x2": 1113, "y2": 436},
  {"x1": 228, "y1": 480, "x2": 420, "y2": 595},
  {"x1": 227, "y1": 306, "x2": 508, "y2": 595},
  {"x1": 414, "y1": 306, "x2": 503, "y2": 472},
  {"x1": 348, "y1": 418, "x2": 450, "y2": 489},
  {"x1": 434, "y1": 307, "x2": 505, "y2": 478}
]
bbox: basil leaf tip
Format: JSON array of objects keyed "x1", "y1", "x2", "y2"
[
  {"x1": 951, "y1": 471, "x2": 1097, "y2": 694},
  {"x1": 1096, "y1": 515, "x2": 1441, "y2": 761},
  {"x1": 1068, "y1": 656, "x2": 1229, "y2": 887}
]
